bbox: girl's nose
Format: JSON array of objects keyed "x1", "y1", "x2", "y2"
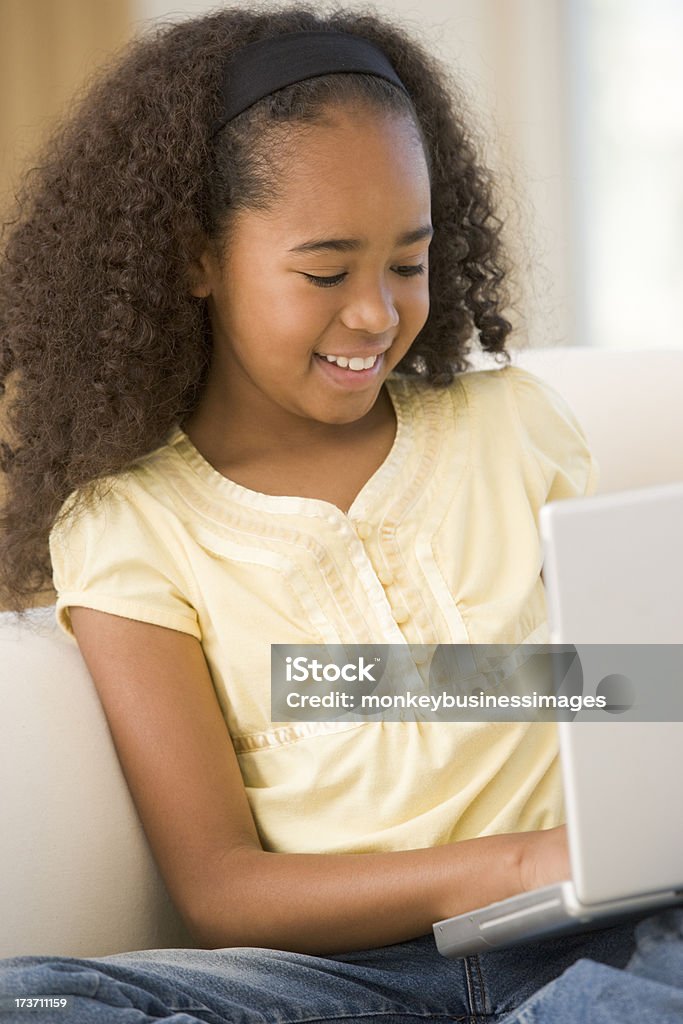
[{"x1": 339, "y1": 278, "x2": 400, "y2": 335}]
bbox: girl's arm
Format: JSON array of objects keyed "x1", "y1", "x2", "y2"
[{"x1": 70, "y1": 607, "x2": 569, "y2": 956}]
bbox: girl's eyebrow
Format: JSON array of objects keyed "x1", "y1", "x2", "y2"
[{"x1": 288, "y1": 224, "x2": 434, "y2": 255}]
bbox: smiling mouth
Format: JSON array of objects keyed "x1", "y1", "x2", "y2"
[
  {"x1": 316, "y1": 353, "x2": 379, "y2": 372},
  {"x1": 313, "y1": 350, "x2": 386, "y2": 383}
]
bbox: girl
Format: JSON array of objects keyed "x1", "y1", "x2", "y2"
[{"x1": 1, "y1": 5, "x2": 681, "y2": 1022}]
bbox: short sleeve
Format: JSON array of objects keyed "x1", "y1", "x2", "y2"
[
  {"x1": 503, "y1": 364, "x2": 600, "y2": 501},
  {"x1": 48, "y1": 479, "x2": 201, "y2": 644}
]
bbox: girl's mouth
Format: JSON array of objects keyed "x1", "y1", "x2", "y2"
[
  {"x1": 318, "y1": 353, "x2": 379, "y2": 371},
  {"x1": 313, "y1": 351, "x2": 385, "y2": 387}
]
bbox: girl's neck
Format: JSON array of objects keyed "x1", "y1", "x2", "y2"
[{"x1": 181, "y1": 383, "x2": 396, "y2": 478}]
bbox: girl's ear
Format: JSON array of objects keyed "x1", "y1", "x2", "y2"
[{"x1": 186, "y1": 247, "x2": 215, "y2": 298}]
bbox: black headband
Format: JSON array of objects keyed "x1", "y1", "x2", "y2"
[{"x1": 214, "y1": 30, "x2": 409, "y2": 134}]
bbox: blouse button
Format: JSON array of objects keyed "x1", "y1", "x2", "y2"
[
  {"x1": 391, "y1": 605, "x2": 410, "y2": 625},
  {"x1": 355, "y1": 520, "x2": 372, "y2": 540},
  {"x1": 377, "y1": 569, "x2": 394, "y2": 587}
]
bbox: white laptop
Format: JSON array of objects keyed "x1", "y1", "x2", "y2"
[{"x1": 433, "y1": 481, "x2": 683, "y2": 958}]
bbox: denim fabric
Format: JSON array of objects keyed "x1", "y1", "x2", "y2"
[
  {"x1": 499, "y1": 908, "x2": 683, "y2": 1024},
  {"x1": 0, "y1": 918, "x2": 639, "y2": 1024}
]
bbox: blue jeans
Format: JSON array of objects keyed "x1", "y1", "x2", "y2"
[
  {"x1": 0, "y1": 913, "x2": 679, "y2": 1023},
  {"x1": 501, "y1": 908, "x2": 683, "y2": 1023}
]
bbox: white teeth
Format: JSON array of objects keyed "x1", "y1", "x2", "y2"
[{"x1": 322, "y1": 354, "x2": 379, "y2": 371}]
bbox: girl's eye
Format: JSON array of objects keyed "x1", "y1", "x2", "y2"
[
  {"x1": 302, "y1": 265, "x2": 426, "y2": 289},
  {"x1": 303, "y1": 272, "x2": 347, "y2": 288},
  {"x1": 394, "y1": 264, "x2": 426, "y2": 278}
]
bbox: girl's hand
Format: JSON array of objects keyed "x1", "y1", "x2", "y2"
[{"x1": 518, "y1": 824, "x2": 571, "y2": 893}]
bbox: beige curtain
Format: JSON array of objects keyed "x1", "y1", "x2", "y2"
[
  {"x1": 0, "y1": 0, "x2": 131, "y2": 610},
  {"x1": 0, "y1": 0, "x2": 132, "y2": 217}
]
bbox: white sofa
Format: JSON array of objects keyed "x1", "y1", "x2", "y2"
[{"x1": 2, "y1": 346, "x2": 683, "y2": 959}]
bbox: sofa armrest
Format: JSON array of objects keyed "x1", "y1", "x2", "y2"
[{"x1": 0, "y1": 606, "x2": 194, "y2": 957}]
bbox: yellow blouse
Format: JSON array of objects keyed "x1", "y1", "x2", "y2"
[{"x1": 49, "y1": 365, "x2": 598, "y2": 854}]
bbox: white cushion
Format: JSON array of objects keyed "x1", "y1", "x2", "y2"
[
  {"x1": 511, "y1": 347, "x2": 683, "y2": 492},
  {"x1": 0, "y1": 606, "x2": 192, "y2": 957}
]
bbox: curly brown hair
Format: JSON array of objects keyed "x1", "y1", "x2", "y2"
[{"x1": 0, "y1": 2, "x2": 512, "y2": 616}]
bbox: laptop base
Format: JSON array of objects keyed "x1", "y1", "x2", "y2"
[{"x1": 433, "y1": 881, "x2": 683, "y2": 958}]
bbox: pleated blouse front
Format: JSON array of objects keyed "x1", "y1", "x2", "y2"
[{"x1": 49, "y1": 365, "x2": 598, "y2": 854}]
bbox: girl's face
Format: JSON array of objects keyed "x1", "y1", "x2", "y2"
[{"x1": 192, "y1": 106, "x2": 432, "y2": 431}]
